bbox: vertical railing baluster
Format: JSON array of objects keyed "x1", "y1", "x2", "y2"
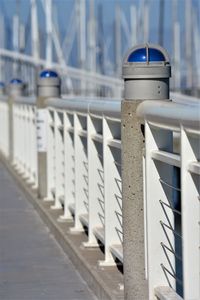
[
  {"x1": 84, "y1": 114, "x2": 102, "y2": 247},
  {"x1": 70, "y1": 113, "x2": 87, "y2": 233},
  {"x1": 59, "y1": 111, "x2": 74, "y2": 221},
  {"x1": 145, "y1": 122, "x2": 175, "y2": 298},
  {"x1": 181, "y1": 126, "x2": 200, "y2": 300}
]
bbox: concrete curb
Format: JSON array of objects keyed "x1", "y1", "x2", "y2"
[{"x1": 0, "y1": 156, "x2": 124, "y2": 300}]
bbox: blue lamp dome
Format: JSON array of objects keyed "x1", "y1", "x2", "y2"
[
  {"x1": 127, "y1": 46, "x2": 166, "y2": 63},
  {"x1": 40, "y1": 70, "x2": 58, "y2": 78},
  {"x1": 10, "y1": 78, "x2": 23, "y2": 84},
  {"x1": 128, "y1": 48, "x2": 147, "y2": 63}
]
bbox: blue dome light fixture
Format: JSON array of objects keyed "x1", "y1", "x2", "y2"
[
  {"x1": 127, "y1": 48, "x2": 147, "y2": 63},
  {"x1": 10, "y1": 78, "x2": 23, "y2": 84},
  {"x1": 126, "y1": 44, "x2": 169, "y2": 64},
  {"x1": 148, "y1": 48, "x2": 166, "y2": 62},
  {"x1": 40, "y1": 70, "x2": 58, "y2": 78}
]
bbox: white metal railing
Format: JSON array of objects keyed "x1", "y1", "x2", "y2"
[
  {"x1": 11, "y1": 96, "x2": 37, "y2": 187},
  {"x1": 137, "y1": 97, "x2": 200, "y2": 300},
  {"x1": 0, "y1": 94, "x2": 39, "y2": 186},
  {"x1": 0, "y1": 91, "x2": 199, "y2": 299},
  {"x1": 0, "y1": 94, "x2": 123, "y2": 266},
  {"x1": 45, "y1": 97, "x2": 123, "y2": 265},
  {"x1": 0, "y1": 96, "x2": 9, "y2": 158}
]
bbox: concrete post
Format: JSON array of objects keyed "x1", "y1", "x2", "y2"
[
  {"x1": 121, "y1": 44, "x2": 171, "y2": 299},
  {"x1": 8, "y1": 79, "x2": 24, "y2": 163},
  {"x1": 36, "y1": 69, "x2": 60, "y2": 199}
]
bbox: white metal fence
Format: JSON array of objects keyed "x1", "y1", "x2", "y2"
[
  {"x1": 0, "y1": 96, "x2": 9, "y2": 158},
  {"x1": 0, "y1": 94, "x2": 123, "y2": 267},
  {"x1": 13, "y1": 97, "x2": 38, "y2": 187},
  {"x1": 137, "y1": 96, "x2": 200, "y2": 300},
  {"x1": 45, "y1": 97, "x2": 123, "y2": 265},
  {"x1": 0, "y1": 92, "x2": 199, "y2": 299}
]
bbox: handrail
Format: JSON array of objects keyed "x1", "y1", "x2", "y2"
[
  {"x1": 137, "y1": 100, "x2": 200, "y2": 130},
  {"x1": 171, "y1": 92, "x2": 200, "y2": 106},
  {"x1": 0, "y1": 95, "x2": 121, "y2": 119},
  {"x1": 0, "y1": 95, "x2": 8, "y2": 102},
  {"x1": 15, "y1": 96, "x2": 36, "y2": 106},
  {"x1": 46, "y1": 97, "x2": 121, "y2": 119}
]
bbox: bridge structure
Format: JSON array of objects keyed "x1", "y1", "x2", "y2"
[
  {"x1": 0, "y1": 44, "x2": 199, "y2": 300},
  {"x1": 0, "y1": 0, "x2": 200, "y2": 97},
  {"x1": 0, "y1": 1, "x2": 200, "y2": 300}
]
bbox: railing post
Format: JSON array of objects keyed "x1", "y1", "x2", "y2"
[
  {"x1": 36, "y1": 69, "x2": 61, "y2": 199},
  {"x1": 121, "y1": 44, "x2": 171, "y2": 299},
  {"x1": 8, "y1": 79, "x2": 24, "y2": 163}
]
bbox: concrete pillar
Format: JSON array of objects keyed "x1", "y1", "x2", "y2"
[
  {"x1": 121, "y1": 44, "x2": 171, "y2": 299},
  {"x1": 8, "y1": 79, "x2": 24, "y2": 163},
  {"x1": 36, "y1": 69, "x2": 60, "y2": 199}
]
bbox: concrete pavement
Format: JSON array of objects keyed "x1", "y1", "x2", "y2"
[{"x1": 0, "y1": 163, "x2": 96, "y2": 300}]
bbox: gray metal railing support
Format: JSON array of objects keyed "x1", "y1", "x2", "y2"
[
  {"x1": 36, "y1": 70, "x2": 61, "y2": 199},
  {"x1": 121, "y1": 44, "x2": 171, "y2": 299},
  {"x1": 8, "y1": 79, "x2": 24, "y2": 163}
]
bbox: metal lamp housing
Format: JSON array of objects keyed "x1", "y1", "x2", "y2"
[
  {"x1": 9, "y1": 79, "x2": 24, "y2": 97},
  {"x1": 122, "y1": 44, "x2": 171, "y2": 100},
  {"x1": 37, "y1": 70, "x2": 61, "y2": 98}
]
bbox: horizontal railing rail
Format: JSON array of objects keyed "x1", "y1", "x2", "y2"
[
  {"x1": 14, "y1": 96, "x2": 37, "y2": 106},
  {"x1": 0, "y1": 95, "x2": 8, "y2": 102},
  {"x1": 171, "y1": 92, "x2": 200, "y2": 105},
  {"x1": 137, "y1": 99, "x2": 200, "y2": 129},
  {"x1": 46, "y1": 97, "x2": 121, "y2": 118}
]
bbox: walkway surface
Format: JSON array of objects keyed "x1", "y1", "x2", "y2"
[{"x1": 0, "y1": 163, "x2": 96, "y2": 300}]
